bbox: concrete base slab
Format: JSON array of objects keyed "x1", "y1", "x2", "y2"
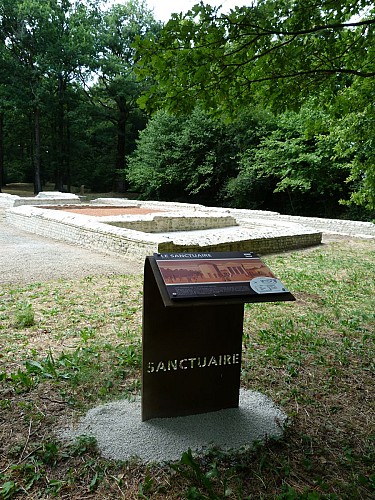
[{"x1": 60, "y1": 389, "x2": 287, "y2": 463}]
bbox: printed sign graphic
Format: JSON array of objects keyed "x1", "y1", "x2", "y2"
[{"x1": 154, "y1": 251, "x2": 290, "y2": 300}]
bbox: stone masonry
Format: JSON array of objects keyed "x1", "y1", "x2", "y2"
[{"x1": 2, "y1": 193, "x2": 373, "y2": 261}]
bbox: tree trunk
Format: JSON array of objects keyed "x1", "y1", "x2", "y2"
[
  {"x1": 114, "y1": 100, "x2": 128, "y2": 192},
  {"x1": 66, "y1": 116, "x2": 71, "y2": 192},
  {"x1": 54, "y1": 75, "x2": 67, "y2": 191},
  {"x1": 0, "y1": 112, "x2": 4, "y2": 191},
  {"x1": 33, "y1": 107, "x2": 43, "y2": 194}
]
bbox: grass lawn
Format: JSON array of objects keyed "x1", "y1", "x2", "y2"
[{"x1": 0, "y1": 237, "x2": 374, "y2": 499}]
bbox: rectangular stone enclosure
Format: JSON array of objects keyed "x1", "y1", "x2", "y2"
[{"x1": 142, "y1": 252, "x2": 295, "y2": 421}]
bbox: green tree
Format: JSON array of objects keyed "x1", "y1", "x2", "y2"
[
  {"x1": 127, "y1": 106, "x2": 272, "y2": 204},
  {"x1": 329, "y1": 78, "x2": 375, "y2": 211},
  {"x1": 85, "y1": 0, "x2": 161, "y2": 191},
  {"x1": 39, "y1": 0, "x2": 100, "y2": 191},
  {"x1": 0, "y1": 0, "x2": 100, "y2": 192},
  {"x1": 136, "y1": 0, "x2": 375, "y2": 114},
  {"x1": 135, "y1": 0, "x2": 375, "y2": 210},
  {"x1": 228, "y1": 103, "x2": 351, "y2": 215},
  {"x1": 1, "y1": 0, "x2": 45, "y2": 192},
  {"x1": 0, "y1": 110, "x2": 3, "y2": 190}
]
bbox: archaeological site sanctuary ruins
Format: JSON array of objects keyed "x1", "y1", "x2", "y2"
[
  {"x1": 1, "y1": 191, "x2": 323, "y2": 259},
  {"x1": 1, "y1": 191, "x2": 374, "y2": 259}
]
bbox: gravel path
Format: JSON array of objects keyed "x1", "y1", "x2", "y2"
[{"x1": 0, "y1": 212, "x2": 143, "y2": 284}]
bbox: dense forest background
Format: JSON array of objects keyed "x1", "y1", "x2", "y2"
[{"x1": 1, "y1": 0, "x2": 374, "y2": 220}]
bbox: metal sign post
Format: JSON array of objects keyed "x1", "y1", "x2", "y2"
[{"x1": 142, "y1": 252, "x2": 294, "y2": 421}]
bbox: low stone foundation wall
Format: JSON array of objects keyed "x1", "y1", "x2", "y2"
[
  {"x1": 157, "y1": 232, "x2": 321, "y2": 255},
  {"x1": 96, "y1": 198, "x2": 374, "y2": 239},
  {"x1": 229, "y1": 209, "x2": 375, "y2": 239},
  {"x1": 5, "y1": 206, "x2": 161, "y2": 260},
  {"x1": 5, "y1": 204, "x2": 322, "y2": 260},
  {"x1": 0, "y1": 192, "x2": 81, "y2": 208},
  {"x1": 279, "y1": 215, "x2": 375, "y2": 238},
  {"x1": 104, "y1": 213, "x2": 237, "y2": 233}
]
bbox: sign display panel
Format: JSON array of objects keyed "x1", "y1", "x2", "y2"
[
  {"x1": 154, "y1": 251, "x2": 292, "y2": 301},
  {"x1": 142, "y1": 252, "x2": 295, "y2": 420}
]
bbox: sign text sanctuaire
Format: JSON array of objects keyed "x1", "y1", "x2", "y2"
[{"x1": 146, "y1": 353, "x2": 240, "y2": 373}]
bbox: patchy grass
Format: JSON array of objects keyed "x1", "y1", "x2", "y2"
[{"x1": 0, "y1": 238, "x2": 374, "y2": 499}]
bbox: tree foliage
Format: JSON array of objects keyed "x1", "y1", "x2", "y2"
[
  {"x1": 84, "y1": 0, "x2": 161, "y2": 191},
  {"x1": 0, "y1": 0, "x2": 101, "y2": 191},
  {"x1": 0, "y1": 0, "x2": 157, "y2": 193},
  {"x1": 1, "y1": 0, "x2": 374, "y2": 215},
  {"x1": 128, "y1": 103, "x2": 361, "y2": 217},
  {"x1": 328, "y1": 78, "x2": 375, "y2": 210},
  {"x1": 227, "y1": 103, "x2": 352, "y2": 215},
  {"x1": 127, "y1": 106, "x2": 274, "y2": 205},
  {"x1": 134, "y1": 0, "x2": 375, "y2": 211},
  {"x1": 136, "y1": 0, "x2": 375, "y2": 114}
]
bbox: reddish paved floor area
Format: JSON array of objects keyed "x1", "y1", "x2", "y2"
[{"x1": 44, "y1": 206, "x2": 163, "y2": 216}]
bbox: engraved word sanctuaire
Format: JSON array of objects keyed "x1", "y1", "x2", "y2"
[{"x1": 146, "y1": 353, "x2": 241, "y2": 373}]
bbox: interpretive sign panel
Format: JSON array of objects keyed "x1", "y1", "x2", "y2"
[
  {"x1": 154, "y1": 251, "x2": 293, "y2": 301},
  {"x1": 141, "y1": 252, "x2": 295, "y2": 421}
]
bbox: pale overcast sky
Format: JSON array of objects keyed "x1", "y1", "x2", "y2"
[
  {"x1": 147, "y1": 1, "x2": 249, "y2": 23},
  {"x1": 111, "y1": 1, "x2": 251, "y2": 23}
]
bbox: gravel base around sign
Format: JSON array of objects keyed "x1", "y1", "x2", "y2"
[{"x1": 60, "y1": 389, "x2": 287, "y2": 463}]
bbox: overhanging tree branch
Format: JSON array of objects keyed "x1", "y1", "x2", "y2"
[
  {"x1": 241, "y1": 68, "x2": 375, "y2": 85},
  {"x1": 223, "y1": 18, "x2": 375, "y2": 38}
]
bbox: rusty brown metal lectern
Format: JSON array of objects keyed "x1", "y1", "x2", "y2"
[{"x1": 141, "y1": 251, "x2": 295, "y2": 421}]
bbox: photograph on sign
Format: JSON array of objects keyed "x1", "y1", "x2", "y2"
[{"x1": 154, "y1": 252, "x2": 291, "y2": 300}]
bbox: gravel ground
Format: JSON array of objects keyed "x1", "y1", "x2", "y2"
[
  {"x1": 60, "y1": 390, "x2": 287, "y2": 463},
  {"x1": 0, "y1": 212, "x2": 143, "y2": 284}
]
